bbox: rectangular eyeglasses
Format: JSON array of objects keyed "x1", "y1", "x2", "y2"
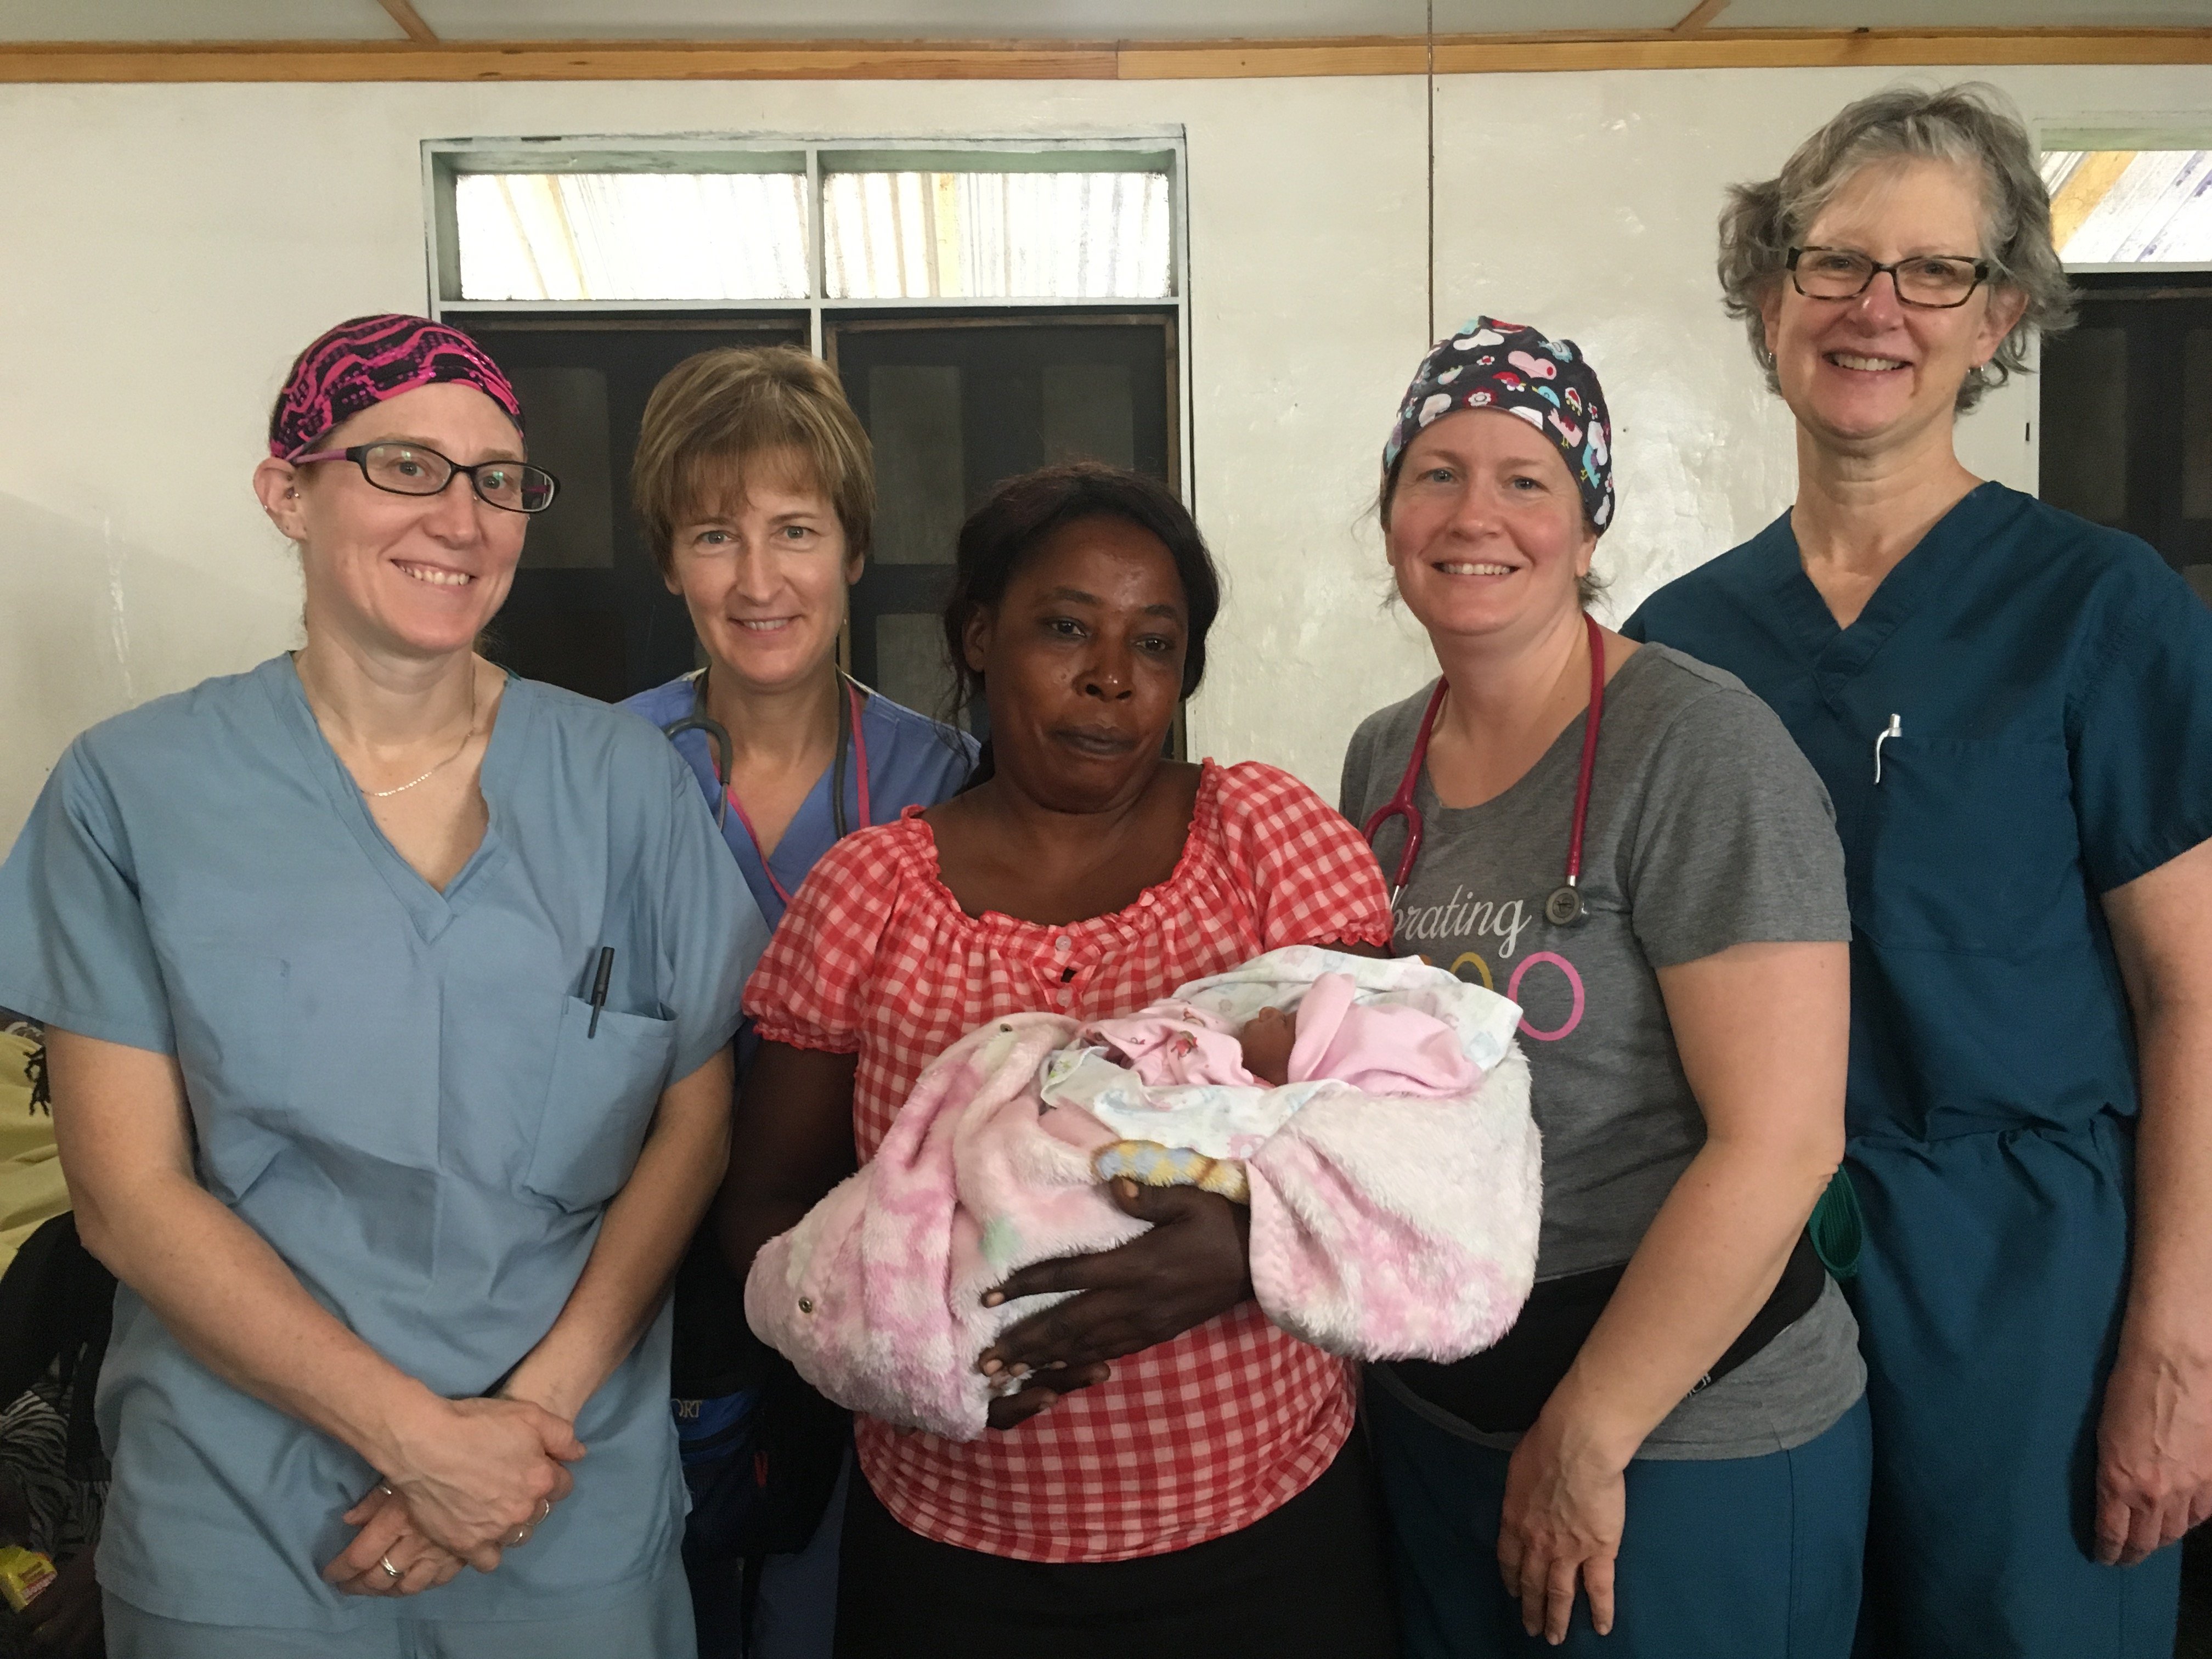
[
  {"x1": 1787, "y1": 246, "x2": 1993, "y2": 309},
  {"x1": 290, "y1": 442, "x2": 559, "y2": 514}
]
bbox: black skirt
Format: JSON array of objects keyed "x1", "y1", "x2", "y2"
[{"x1": 834, "y1": 1428, "x2": 1397, "y2": 1657}]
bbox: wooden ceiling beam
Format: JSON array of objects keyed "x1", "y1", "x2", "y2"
[
  {"x1": 375, "y1": 1, "x2": 438, "y2": 46},
  {"x1": 0, "y1": 29, "x2": 2205, "y2": 83},
  {"x1": 1672, "y1": 0, "x2": 1734, "y2": 34}
]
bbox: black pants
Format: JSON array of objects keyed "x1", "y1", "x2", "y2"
[{"x1": 834, "y1": 1430, "x2": 1397, "y2": 1657}]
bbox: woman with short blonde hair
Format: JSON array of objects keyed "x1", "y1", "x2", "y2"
[
  {"x1": 619, "y1": 345, "x2": 974, "y2": 1659},
  {"x1": 622, "y1": 346, "x2": 973, "y2": 930}
]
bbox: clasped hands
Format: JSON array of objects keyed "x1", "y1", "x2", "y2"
[
  {"x1": 320, "y1": 1394, "x2": 585, "y2": 1599},
  {"x1": 975, "y1": 1177, "x2": 1253, "y2": 1431}
]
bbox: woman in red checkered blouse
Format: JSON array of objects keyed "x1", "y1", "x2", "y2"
[{"x1": 718, "y1": 465, "x2": 1400, "y2": 1655}]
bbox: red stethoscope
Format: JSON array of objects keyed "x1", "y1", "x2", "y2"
[
  {"x1": 1362, "y1": 611, "x2": 1606, "y2": 927},
  {"x1": 662, "y1": 670, "x2": 872, "y2": 909}
]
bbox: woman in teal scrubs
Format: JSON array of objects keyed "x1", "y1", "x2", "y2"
[
  {"x1": 0, "y1": 315, "x2": 765, "y2": 1656},
  {"x1": 1627, "y1": 87, "x2": 2212, "y2": 1657}
]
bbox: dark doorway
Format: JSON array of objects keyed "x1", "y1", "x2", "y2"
[
  {"x1": 2038, "y1": 273, "x2": 2212, "y2": 601},
  {"x1": 827, "y1": 312, "x2": 1178, "y2": 727},
  {"x1": 463, "y1": 317, "x2": 806, "y2": 702}
]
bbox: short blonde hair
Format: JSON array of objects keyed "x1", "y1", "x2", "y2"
[{"x1": 631, "y1": 346, "x2": 874, "y2": 576}]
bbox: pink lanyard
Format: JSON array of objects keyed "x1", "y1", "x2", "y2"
[{"x1": 723, "y1": 681, "x2": 872, "y2": 908}]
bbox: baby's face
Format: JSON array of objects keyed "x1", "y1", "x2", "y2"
[{"x1": 1240, "y1": 1005, "x2": 1297, "y2": 1086}]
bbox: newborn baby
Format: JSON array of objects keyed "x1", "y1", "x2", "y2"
[
  {"x1": 1237, "y1": 1005, "x2": 1297, "y2": 1087},
  {"x1": 746, "y1": 947, "x2": 1541, "y2": 1441},
  {"x1": 1043, "y1": 970, "x2": 1481, "y2": 1204}
]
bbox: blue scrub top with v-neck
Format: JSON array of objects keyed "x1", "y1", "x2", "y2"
[
  {"x1": 0, "y1": 656, "x2": 768, "y2": 1633},
  {"x1": 1626, "y1": 483, "x2": 2212, "y2": 1657},
  {"x1": 622, "y1": 674, "x2": 977, "y2": 932}
]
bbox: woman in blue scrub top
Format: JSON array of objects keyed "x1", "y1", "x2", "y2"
[
  {"x1": 618, "y1": 347, "x2": 975, "y2": 1659},
  {"x1": 1626, "y1": 86, "x2": 2212, "y2": 1658},
  {"x1": 0, "y1": 315, "x2": 768, "y2": 1657}
]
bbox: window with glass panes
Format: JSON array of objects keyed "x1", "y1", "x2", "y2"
[
  {"x1": 424, "y1": 138, "x2": 1188, "y2": 715},
  {"x1": 2035, "y1": 144, "x2": 2212, "y2": 598}
]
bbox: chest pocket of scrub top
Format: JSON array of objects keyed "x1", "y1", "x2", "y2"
[
  {"x1": 1857, "y1": 737, "x2": 2080, "y2": 957},
  {"x1": 527, "y1": 997, "x2": 678, "y2": 1213}
]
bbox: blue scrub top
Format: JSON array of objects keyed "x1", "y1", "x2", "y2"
[
  {"x1": 0, "y1": 657, "x2": 768, "y2": 1631},
  {"x1": 621, "y1": 674, "x2": 978, "y2": 931},
  {"x1": 1626, "y1": 483, "x2": 2212, "y2": 1144}
]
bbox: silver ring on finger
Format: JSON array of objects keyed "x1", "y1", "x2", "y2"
[
  {"x1": 536, "y1": 1497, "x2": 554, "y2": 1525},
  {"x1": 379, "y1": 1553, "x2": 404, "y2": 1581}
]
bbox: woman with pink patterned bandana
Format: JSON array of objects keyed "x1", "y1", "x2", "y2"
[{"x1": 0, "y1": 314, "x2": 765, "y2": 1656}]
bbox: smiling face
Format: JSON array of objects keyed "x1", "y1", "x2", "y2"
[
  {"x1": 665, "y1": 445, "x2": 861, "y2": 698},
  {"x1": 962, "y1": 514, "x2": 1188, "y2": 815},
  {"x1": 1384, "y1": 407, "x2": 1595, "y2": 651},
  {"x1": 256, "y1": 380, "x2": 529, "y2": 661},
  {"x1": 1762, "y1": 155, "x2": 2029, "y2": 456}
]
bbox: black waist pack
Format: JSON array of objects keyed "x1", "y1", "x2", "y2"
[{"x1": 1391, "y1": 1229, "x2": 1829, "y2": 1435}]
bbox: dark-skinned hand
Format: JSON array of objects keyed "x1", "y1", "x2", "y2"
[
  {"x1": 977, "y1": 1178, "x2": 1252, "y2": 1431},
  {"x1": 19, "y1": 1547, "x2": 102, "y2": 1656}
]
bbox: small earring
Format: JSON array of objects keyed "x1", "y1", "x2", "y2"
[{"x1": 286, "y1": 489, "x2": 298, "y2": 498}]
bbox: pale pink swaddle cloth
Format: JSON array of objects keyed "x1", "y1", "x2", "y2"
[
  {"x1": 1081, "y1": 999, "x2": 1256, "y2": 1087},
  {"x1": 1285, "y1": 972, "x2": 1477, "y2": 1096},
  {"x1": 1082, "y1": 972, "x2": 1479, "y2": 1097}
]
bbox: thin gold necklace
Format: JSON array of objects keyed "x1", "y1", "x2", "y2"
[{"x1": 362, "y1": 670, "x2": 480, "y2": 799}]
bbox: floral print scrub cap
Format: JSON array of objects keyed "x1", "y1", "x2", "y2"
[
  {"x1": 1382, "y1": 316, "x2": 1615, "y2": 534},
  {"x1": 268, "y1": 314, "x2": 524, "y2": 460}
]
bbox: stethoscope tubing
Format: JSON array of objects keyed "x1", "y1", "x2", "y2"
[
  {"x1": 1363, "y1": 611, "x2": 1607, "y2": 917},
  {"x1": 662, "y1": 669, "x2": 873, "y2": 906}
]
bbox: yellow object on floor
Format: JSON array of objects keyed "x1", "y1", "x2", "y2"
[
  {"x1": 0, "y1": 1029, "x2": 67, "y2": 1274},
  {"x1": 0, "y1": 1544, "x2": 55, "y2": 1611}
]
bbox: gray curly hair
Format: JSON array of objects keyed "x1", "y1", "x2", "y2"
[{"x1": 1717, "y1": 82, "x2": 2075, "y2": 413}]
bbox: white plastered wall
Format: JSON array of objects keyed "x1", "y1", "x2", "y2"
[{"x1": 2, "y1": 64, "x2": 2207, "y2": 844}]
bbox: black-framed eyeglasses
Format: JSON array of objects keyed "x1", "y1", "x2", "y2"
[
  {"x1": 1786, "y1": 245, "x2": 1993, "y2": 309},
  {"x1": 290, "y1": 442, "x2": 560, "y2": 514}
]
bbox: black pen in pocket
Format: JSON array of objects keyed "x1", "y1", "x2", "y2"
[{"x1": 586, "y1": 946, "x2": 615, "y2": 1038}]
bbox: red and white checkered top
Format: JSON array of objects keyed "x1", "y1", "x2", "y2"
[{"x1": 743, "y1": 760, "x2": 1394, "y2": 1562}]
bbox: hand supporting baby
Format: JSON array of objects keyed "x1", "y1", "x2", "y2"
[{"x1": 977, "y1": 1177, "x2": 1254, "y2": 1432}]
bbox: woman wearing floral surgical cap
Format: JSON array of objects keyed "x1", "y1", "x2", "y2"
[
  {"x1": 0, "y1": 314, "x2": 766, "y2": 1656},
  {"x1": 1341, "y1": 318, "x2": 1870, "y2": 1656}
]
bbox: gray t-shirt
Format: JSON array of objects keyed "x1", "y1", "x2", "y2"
[{"x1": 1341, "y1": 644, "x2": 1864, "y2": 1459}]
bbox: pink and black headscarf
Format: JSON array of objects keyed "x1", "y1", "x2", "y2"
[
  {"x1": 1383, "y1": 316, "x2": 1615, "y2": 534},
  {"x1": 268, "y1": 314, "x2": 524, "y2": 461}
]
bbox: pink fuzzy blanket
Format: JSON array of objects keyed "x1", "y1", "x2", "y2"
[{"x1": 747, "y1": 968, "x2": 1541, "y2": 1442}]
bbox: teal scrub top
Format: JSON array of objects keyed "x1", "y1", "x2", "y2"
[
  {"x1": 1625, "y1": 483, "x2": 2212, "y2": 1144},
  {"x1": 0, "y1": 657, "x2": 767, "y2": 1630}
]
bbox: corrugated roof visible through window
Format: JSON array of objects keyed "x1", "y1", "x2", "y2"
[
  {"x1": 822, "y1": 171, "x2": 1172, "y2": 300},
  {"x1": 2041, "y1": 150, "x2": 2212, "y2": 264},
  {"x1": 454, "y1": 172, "x2": 810, "y2": 301}
]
